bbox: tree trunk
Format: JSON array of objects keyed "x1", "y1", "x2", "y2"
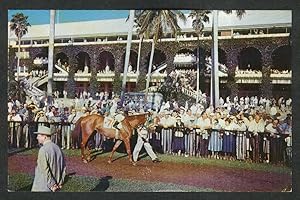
[
  {"x1": 17, "y1": 35, "x2": 21, "y2": 82},
  {"x1": 145, "y1": 39, "x2": 155, "y2": 99},
  {"x1": 121, "y1": 10, "x2": 135, "y2": 102},
  {"x1": 196, "y1": 46, "x2": 200, "y2": 103},
  {"x1": 47, "y1": 10, "x2": 55, "y2": 99},
  {"x1": 136, "y1": 35, "x2": 143, "y2": 84},
  {"x1": 212, "y1": 10, "x2": 219, "y2": 108}
]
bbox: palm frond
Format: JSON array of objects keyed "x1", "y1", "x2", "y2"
[
  {"x1": 135, "y1": 10, "x2": 185, "y2": 43},
  {"x1": 188, "y1": 10, "x2": 210, "y2": 34},
  {"x1": 10, "y1": 12, "x2": 31, "y2": 39},
  {"x1": 235, "y1": 10, "x2": 246, "y2": 19}
]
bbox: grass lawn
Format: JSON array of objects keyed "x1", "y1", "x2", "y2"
[
  {"x1": 8, "y1": 148, "x2": 292, "y2": 192},
  {"x1": 8, "y1": 173, "x2": 218, "y2": 192}
]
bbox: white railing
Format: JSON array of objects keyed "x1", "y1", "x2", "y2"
[
  {"x1": 9, "y1": 32, "x2": 290, "y2": 49},
  {"x1": 151, "y1": 62, "x2": 167, "y2": 75},
  {"x1": 181, "y1": 87, "x2": 202, "y2": 100},
  {"x1": 54, "y1": 64, "x2": 69, "y2": 74},
  {"x1": 34, "y1": 76, "x2": 48, "y2": 87},
  {"x1": 142, "y1": 86, "x2": 159, "y2": 93}
]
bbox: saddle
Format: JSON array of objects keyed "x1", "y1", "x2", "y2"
[
  {"x1": 104, "y1": 114, "x2": 124, "y2": 130},
  {"x1": 103, "y1": 117, "x2": 114, "y2": 128}
]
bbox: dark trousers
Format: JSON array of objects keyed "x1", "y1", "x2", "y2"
[
  {"x1": 270, "y1": 137, "x2": 284, "y2": 164},
  {"x1": 250, "y1": 135, "x2": 261, "y2": 162}
]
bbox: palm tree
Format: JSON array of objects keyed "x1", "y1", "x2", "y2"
[
  {"x1": 136, "y1": 10, "x2": 187, "y2": 99},
  {"x1": 9, "y1": 13, "x2": 31, "y2": 81},
  {"x1": 188, "y1": 10, "x2": 210, "y2": 102},
  {"x1": 135, "y1": 34, "x2": 143, "y2": 83},
  {"x1": 132, "y1": 10, "x2": 143, "y2": 84},
  {"x1": 189, "y1": 10, "x2": 245, "y2": 107}
]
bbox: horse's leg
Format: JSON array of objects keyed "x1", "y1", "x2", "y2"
[
  {"x1": 123, "y1": 138, "x2": 133, "y2": 163},
  {"x1": 81, "y1": 133, "x2": 91, "y2": 163},
  {"x1": 80, "y1": 141, "x2": 87, "y2": 163},
  {"x1": 108, "y1": 140, "x2": 123, "y2": 164},
  {"x1": 86, "y1": 145, "x2": 91, "y2": 162}
]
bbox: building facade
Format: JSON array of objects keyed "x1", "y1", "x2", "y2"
[{"x1": 8, "y1": 10, "x2": 292, "y2": 99}]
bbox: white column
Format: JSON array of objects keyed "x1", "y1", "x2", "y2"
[
  {"x1": 196, "y1": 47, "x2": 200, "y2": 103},
  {"x1": 212, "y1": 10, "x2": 219, "y2": 108},
  {"x1": 121, "y1": 10, "x2": 135, "y2": 101},
  {"x1": 136, "y1": 35, "x2": 143, "y2": 83},
  {"x1": 47, "y1": 10, "x2": 55, "y2": 97}
]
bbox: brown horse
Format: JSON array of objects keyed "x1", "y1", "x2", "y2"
[{"x1": 72, "y1": 113, "x2": 150, "y2": 163}]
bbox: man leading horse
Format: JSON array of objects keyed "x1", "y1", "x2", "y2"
[{"x1": 72, "y1": 109, "x2": 150, "y2": 164}]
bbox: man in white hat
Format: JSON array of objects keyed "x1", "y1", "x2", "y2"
[{"x1": 31, "y1": 126, "x2": 66, "y2": 192}]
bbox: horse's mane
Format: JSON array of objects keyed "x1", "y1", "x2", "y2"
[
  {"x1": 126, "y1": 112, "x2": 149, "y2": 128},
  {"x1": 127, "y1": 112, "x2": 149, "y2": 119}
]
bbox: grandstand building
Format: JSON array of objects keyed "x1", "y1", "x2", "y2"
[{"x1": 8, "y1": 10, "x2": 292, "y2": 99}]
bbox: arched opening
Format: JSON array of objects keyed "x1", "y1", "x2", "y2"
[
  {"x1": 192, "y1": 47, "x2": 210, "y2": 93},
  {"x1": 75, "y1": 52, "x2": 91, "y2": 72},
  {"x1": 238, "y1": 47, "x2": 262, "y2": 70},
  {"x1": 146, "y1": 49, "x2": 167, "y2": 73},
  {"x1": 218, "y1": 48, "x2": 227, "y2": 65},
  {"x1": 121, "y1": 50, "x2": 138, "y2": 73},
  {"x1": 174, "y1": 48, "x2": 196, "y2": 70},
  {"x1": 55, "y1": 52, "x2": 69, "y2": 66},
  {"x1": 193, "y1": 47, "x2": 209, "y2": 68},
  {"x1": 33, "y1": 50, "x2": 48, "y2": 71},
  {"x1": 272, "y1": 45, "x2": 291, "y2": 71},
  {"x1": 98, "y1": 51, "x2": 115, "y2": 72},
  {"x1": 205, "y1": 48, "x2": 227, "y2": 65}
]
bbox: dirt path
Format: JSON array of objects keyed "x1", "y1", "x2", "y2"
[{"x1": 8, "y1": 154, "x2": 291, "y2": 192}]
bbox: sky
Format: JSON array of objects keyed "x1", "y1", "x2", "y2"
[
  {"x1": 8, "y1": 10, "x2": 131, "y2": 25},
  {"x1": 8, "y1": 10, "x2": 191, "y2": 25}
]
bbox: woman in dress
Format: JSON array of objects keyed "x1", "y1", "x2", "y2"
[
  {"x1": 208, "y1": 118, "x2": 223, "y2": 159},
  {"x1": 222, "y1": 118, "x2": 236, "y2": 160},
  {"x1": 172, "y1": 117, "x2": 185, "y2": 156}
]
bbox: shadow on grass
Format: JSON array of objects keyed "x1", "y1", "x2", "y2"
[
  {"x1": 8, "y1": 147, "x2": 37, "y2": 157},
  {"x1": 90, "y1": 176, "x2": 112, "y2": 191},
  {"x1": 64, "y1": 172, "x2": 77, "y2": 183},
  {"x1": 111, "y1": 154, "x2": 128, "y2": 162},
  {"x1": 90, "y1": 149, "x2": 105, "y2": 161},
  {"x1": 90, "y1": 150, "x2": 128, "y2": 163},
  {"x1": 14, "y1": 172, "x2": 77, "y2": 192},
  {"x1": 138, "y1": 152, "x2": 150, "y2": 161}
]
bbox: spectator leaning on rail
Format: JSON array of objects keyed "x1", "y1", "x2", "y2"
[{"x1": 8, "y1": 109, "x2": 23, "y2": 148}]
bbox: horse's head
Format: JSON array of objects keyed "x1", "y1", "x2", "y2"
[{"x1": 126, "y1": 112, "x2": 150, "y2": 129}]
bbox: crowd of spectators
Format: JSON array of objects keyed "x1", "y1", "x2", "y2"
[{"x1": 8, "y1": 91, "x2": 292, "y2": 166}]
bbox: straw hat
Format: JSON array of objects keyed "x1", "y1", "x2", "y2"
[
  {"x1": 34, "y1": 126, "x2": 52, "y2": 135},
  {"x1": 36, "y1": 110, "x2": 45, "y2": 115}
]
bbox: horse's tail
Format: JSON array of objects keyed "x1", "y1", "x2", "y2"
[{"x1": 72, "y1": 117, "x2": 84, "y2": 148}]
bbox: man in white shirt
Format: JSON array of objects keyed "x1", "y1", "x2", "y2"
[
  {"x1": 265, "y1": 119, "x2": 282, "y2": 164},
  {"x1": 182, "y1": 110, "x2": 196, "y2": 156},
  {"x1": 196, "y1": 112, "x2": 211, "y2": 157},
  {"x1": 190, "y1": 103, "x2": 197, "y2": 115},
  {"x1": 159, "y1": 112, "x2": 169, "y2": 154},
  {"x1": 132, "y1": 125, "x2": 161, "y2": 165},
  {"x1": 8, "y1": 100, "x2": 13, "y2": 113},
  {"x1": 248, "y1": 114, "x2": 265, "y2": 162},
  {"x1": 8, "y1": 109, "x2": 23, "y2": 148},
  {"x1": 219, "y1": 97, "x2": 224, "y2": 107}
]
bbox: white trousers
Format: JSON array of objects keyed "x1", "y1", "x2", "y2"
[{"x1": 133, "y1": 136, "x2": 158, "y2": 162}]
